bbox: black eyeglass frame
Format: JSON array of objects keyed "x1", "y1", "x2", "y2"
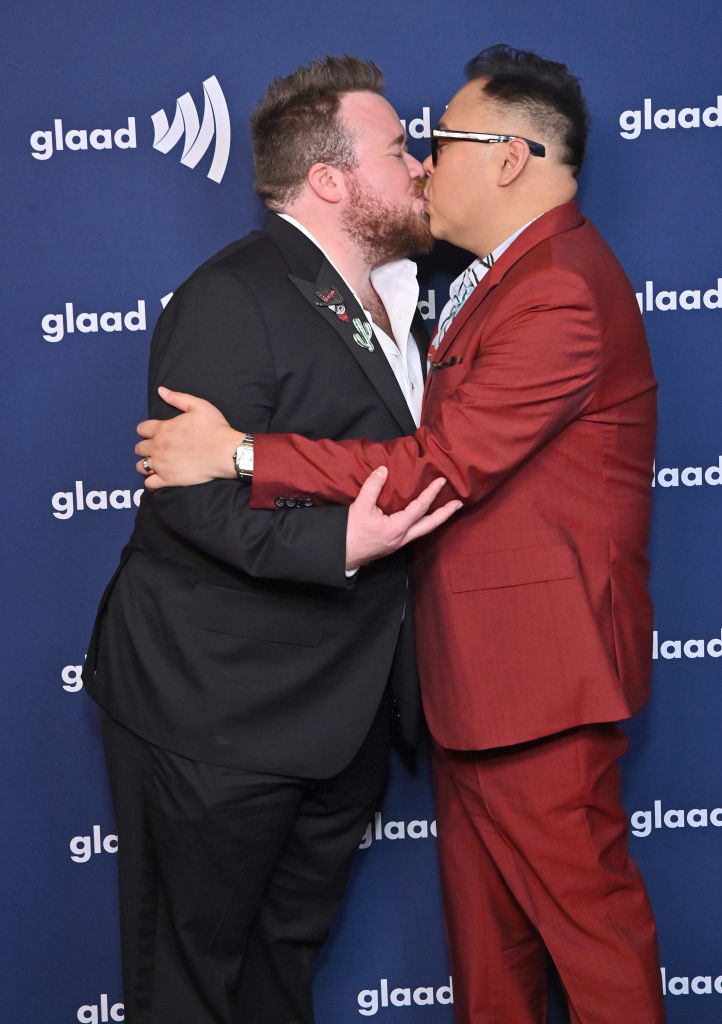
[{"x1": 430, "y1": 128, "x2": 546, "y2": 164}]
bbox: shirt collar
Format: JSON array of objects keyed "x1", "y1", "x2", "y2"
[{"x1": 433, "y1": 219, "x2": 535, "y2": 350}]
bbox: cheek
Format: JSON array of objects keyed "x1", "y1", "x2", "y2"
[
  {"x1": 397, "y1": 163, "x2": 416, "y2": 188},
  {"x1": 380, "y1": 166, "x2": 411, "y2": 198},
  {"x1": 441, "y1": 167, "x2": 477, "y2": 215},
  {"x1": 432, "y1": 167, "x2": 458, "y2": 209}
]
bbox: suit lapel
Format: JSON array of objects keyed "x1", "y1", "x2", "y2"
[
  {"x1": 263, "y1": 212, "x2": 422, "y2": 435},
  {"x1": 290, "y1": 262, "x2": 418, "y2": 435},
  {"x1": 431, "y1": 200, "x2": 585, "y2": 364}
]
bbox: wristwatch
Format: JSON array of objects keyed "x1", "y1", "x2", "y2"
[{"x1": 233, "y1": 434, "x2": 254, "y2": 481}]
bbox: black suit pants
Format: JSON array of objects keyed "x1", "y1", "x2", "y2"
[{"x1": 100, "y1": 699, "x2": 390, "y2": 1024}]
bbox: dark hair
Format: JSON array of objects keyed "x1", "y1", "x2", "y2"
[
  {"x1": 250, "y1": 55, "x2": 385, "y2": 209},
  {"x1": 464, "y1": 44, "x2": 590, "y2": 174}
]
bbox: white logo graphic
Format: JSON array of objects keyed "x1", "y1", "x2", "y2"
[
  {"x1": 619, "y1": 96, "x2": 722, "y2": 139},
  {"x1": 636, "y1": 278, "x2": 722, "y2": 313},
  {"x1": 417, "y1": 289, "x2": 436, "y2": 322},
  {"x1": 358, "y1": 977, "x2": 453, "y2": 1016},
  {"x1": 652, "y1": 456, "x2": 722, "y2": 488},
  {"x1": 151, "y1": 75, "x2": 230, "y2": 183},
  {"x1": 77, "y1": 994, "x2": 124, "y2": 1022},
  {"x1": 631, "y1": 800, "x2": 722, "y2": 838},
  {"x1": 359, "y1": 811, "x2": 437, "y2": 849},
  {"x1": 399, "y1": 106, "x2": 432, "y2": 140},
  {"x1": 661, "y1": 967, "x2": 722, "y2": 997},
  {"x1": 70, "y1": 826, "x2": 118, "y2": 863},
  {"x1": 653, "y1": 627, "x2": 722, "y2": 661},
  {"x1": 51, "y1": 481, "x2": 144, "y2": 520},
  {"x1": 62, "y1": 663, "x2": 85, "y2": 692},
  {"x1": 30, "y1": 118, "x2": 136, "y2": 161},
  {"x1": 42, "y1": 300, "x2": 146, "y2": 343}
]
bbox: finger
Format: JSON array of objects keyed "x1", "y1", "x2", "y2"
[
  {"x1": 353, "y1": 466, "x2": 388, "y2": 510},
  {"x1": 135, "y1": 439, "x2": 152, "y2": 457},
  {"x1": 157, "y1": 386, "x2": 202, "y2": 412},
  {"x1": 136, "y1": 418, "x2": 162, "y2": 439},
  {"x1": 143, "y1": 472, "x2": 170, "y2": 490},
  {"x1": 404, "y1": 499, "x2": 463, "y2": 542},
  {"x1": 390, "y1": 476, "x2": 448, "y2": 528},
  {"x1": 135, "y1": 459, "x2": 169, "y2": 489}
]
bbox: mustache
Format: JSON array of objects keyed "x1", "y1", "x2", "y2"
[{"x1": 412, "y1": 176, "x2": 427, "y2": 198}]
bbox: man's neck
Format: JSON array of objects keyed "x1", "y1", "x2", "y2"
[
  {"x1": 280, "y1": 209, "x2": 401, "y2": 338},
  {"x1": 281, "y1": 207, "x2": 374, "y2": 297},
  {"x1": 472, "y1": 182, "x2": 577, "y2": 260}
]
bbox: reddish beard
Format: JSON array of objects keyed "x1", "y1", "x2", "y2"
[{"x1": 341, "y1": 173, "x2": 433, "y2": 265}]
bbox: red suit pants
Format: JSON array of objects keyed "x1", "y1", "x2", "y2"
[{"x1": 432, "y1": 724, "x2": 666, "y2": 1023}]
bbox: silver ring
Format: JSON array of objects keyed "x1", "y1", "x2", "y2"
[{"x1": 142, "y1": 458, "x2": 154, "y2": 475}]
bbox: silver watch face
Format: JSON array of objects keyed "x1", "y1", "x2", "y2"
[{"x1": 234, "y1": 442, "x2": 254, "y2": 474}]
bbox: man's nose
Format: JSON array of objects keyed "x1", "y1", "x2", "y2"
[{"x1": 404, "y1": 151, "x2": 425, "y2": 177}]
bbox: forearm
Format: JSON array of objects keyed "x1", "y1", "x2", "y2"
[
  {"x1": 250, "y1": 269, "x2": 602, "y2": 514},
  {"x1": 251, "y1": 429, "x2": 455, "y2": 512}
]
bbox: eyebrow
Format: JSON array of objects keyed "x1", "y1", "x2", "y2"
[{"x1": 389, "y1": 132, "x2": 408, "y2": 148}]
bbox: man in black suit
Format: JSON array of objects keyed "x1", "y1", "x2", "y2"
[{"x1": 83, "y1": 56, "x2": 456, "y2": 1024}]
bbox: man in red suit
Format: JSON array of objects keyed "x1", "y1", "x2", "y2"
[{"x1": 137, "y1": 46, "x2": 665, "y2": 1023}]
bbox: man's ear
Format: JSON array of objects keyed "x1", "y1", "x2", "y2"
[
  {"x1": 307, "y1": 162, "x2": 345, "y2": 204},
  {"x1": 498, "y1": 138, "x2": 532, "y2": 186}
]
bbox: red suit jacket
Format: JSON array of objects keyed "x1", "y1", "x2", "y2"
[{"x1": 251, "y1": 201, "x2": 657, "y2": 751}]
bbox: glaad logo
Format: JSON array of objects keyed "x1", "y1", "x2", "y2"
[
  {"x1": 417, "y1": 289, "x2": 436, "y2": 322},
  {"x1": 399, "y1": 106, "x2": 432, "y2": 139},
  {"x1": 62, "y1": 663, "x2": 84, "y2": 692},
  {"x1": 652, "y1": 627, "x2": 722, "y2": 660},
  {"x1": 359, "y1": 811, "x2": 437, "y2": 849},
  {"x1": 77, "y1": 995, "x2": 124, "y2": 1023},
  {"x1": 660, "y1": 967, "x2": 722, "y2": 997},
  {"x1": 70, "y1": 826, "x2": 118, "y2": 863},
  {"x1": 652, "y1": 456, "x2": 722, "y2": 487},
  {"x1": 51, "y1": 481, "x2": 144, "y2": 520},
  {"x1": 636, "y1": 278, "x2": 722, "y2": 313},
  {"x1": 630, "y1": 800, "x2": 722, "y2": 838},
  {"x1": 28, "y1": 75, "x2": 230, "y2": 183},
  {"x1": 152, "y1": 75, "x2": 230, "y2": 183},
  {"x1": 619, "y1": 96, "x2": 722, "y2": 139},
  {"x1": 30, "y1": 119, "x2": 136, "y2": 161},
  {"x1": 42, "y1": 300, "x2": 146, "y2": 343},
  {"x1": 358, "y1": 977, "x2": 453, "y2": 1016},
  {"x1": 43, "y1": 291, "x2": 173, "y2": 343}
]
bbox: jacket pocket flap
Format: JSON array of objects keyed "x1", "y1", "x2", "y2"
[
  {"x1": 450, "y1": 544, "x2": 576, "y2": 593},
  {"x1": 188, "y1": 582, "x2": 323, "y2": 646}
]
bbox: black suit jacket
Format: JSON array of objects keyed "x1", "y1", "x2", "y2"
[{"x1": 84, "y1": 214, "x2": 428, "y2": 777}]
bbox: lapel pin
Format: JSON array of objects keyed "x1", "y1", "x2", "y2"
[
  {"x1": 315, "y1": 286, "x2": 350, "y2": 323},
  {"x1": 352, "y1": 317, "x2": 374, "y2": 352}
]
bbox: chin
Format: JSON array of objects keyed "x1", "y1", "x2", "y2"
[{"x1": 426, "y1": 214, "x2": 443, "y2": 241}]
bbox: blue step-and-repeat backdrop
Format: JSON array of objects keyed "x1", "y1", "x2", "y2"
[{"x1": 3, "y1": 1, "x2": 720, "y2": 1021}]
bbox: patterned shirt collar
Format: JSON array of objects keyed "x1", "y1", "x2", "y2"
[{"x1": 433, "y1": 220, "x2": 534, "y2": 349}]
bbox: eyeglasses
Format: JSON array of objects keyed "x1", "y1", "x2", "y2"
[{"x1": 430, "y1": 128, "x2": 546, "y2": 165}]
